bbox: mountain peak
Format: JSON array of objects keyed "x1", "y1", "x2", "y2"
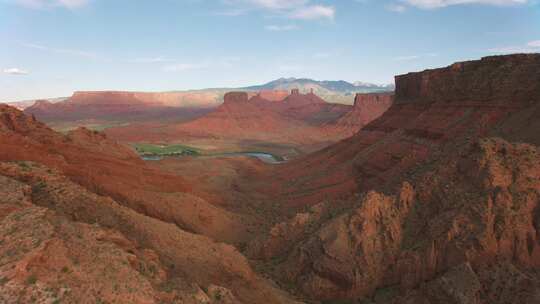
[{"x1": 244, "y1": 78, "x2": 394, "y2": 94}]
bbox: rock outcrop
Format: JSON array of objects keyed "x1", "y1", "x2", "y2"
[
  {"x1": 279, "y1": 138, "x2": 540, "y2": 300},
  {"x1": 323, "y1": 92, "x2": 394, "y2": 137}
]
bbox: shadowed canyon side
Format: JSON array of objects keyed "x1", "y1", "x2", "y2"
[{"x1": 249, "y1": 54, "x2": 540, "y2": 302}]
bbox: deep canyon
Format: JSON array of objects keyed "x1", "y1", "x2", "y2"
[{"x1": 1, "y1": 54, "x2": 539, "y2": 304}]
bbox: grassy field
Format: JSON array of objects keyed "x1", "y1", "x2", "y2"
[{"x1": 132, "y1": 143, "x2": 201, "y2": 156}]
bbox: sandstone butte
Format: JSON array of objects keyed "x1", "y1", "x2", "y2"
[
  {"x1": 0, "y1": 53, "x2": 539, "y2": 304},
  {"x1": 104, "y1": 88, "x2": 373, "y2": 148}
]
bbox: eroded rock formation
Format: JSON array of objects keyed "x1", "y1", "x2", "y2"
[
  {"x1": 279, "y1": 138, "x2": 540, "y2": 300},
  {"x1": 323, "y1": 92, "x2": 394, "y2": 137},
  {"x1": 253, "y1": 54, "x2": 540, "y2": 302}
]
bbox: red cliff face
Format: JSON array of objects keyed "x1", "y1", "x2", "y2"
[
  {"x1": 353, "y1": 92, "x2": 394, "y2": 109},
  {"x1": 323, "y1": 93, "x2": 394, "y2": 137},
  {"x1": 222, "y1": 91, "x2": 249, "y2": 105},
  {"x1": 260, "y1": 54, "x2": 540, "y2": 301},
  {"x1": 257, "y1": 90, "x2": 289, "y2": 102},
  {"x1": 395, "y1": 54, "x2": 540, "y2": 105}
]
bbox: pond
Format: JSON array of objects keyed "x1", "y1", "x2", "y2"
[{"x1": 141, "y1": 152, "x2": 285, "y2": 164}]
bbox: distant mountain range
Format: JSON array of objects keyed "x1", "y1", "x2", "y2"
[{"x1": 243, "y1": 78, "x2": 394, "y2": 95}]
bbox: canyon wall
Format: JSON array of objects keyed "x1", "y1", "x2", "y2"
[
  {"x1": 395, "y1": 54, "x2": 540, "y2": 104},
  {"x1": 261, "y1": 54, "x2": 540, "y2": 302},
  {"x1": 222, "y1": 91, "x2": 249, "y2": 105},
  {"x1": 323, "y1": 92, "x2": 394, "y2": 137}
]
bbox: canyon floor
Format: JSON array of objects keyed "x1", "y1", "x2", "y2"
[{"x1": 1, "y1": 54, "x2": 540, "y2": 304}]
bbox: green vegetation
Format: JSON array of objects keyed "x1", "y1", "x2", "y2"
[
  {"x1": 132, "y1": 143, "x2": 201, "y2": 157},
  {"x1": 132, "y1": 143, "x2": 286, "y2": 164}
]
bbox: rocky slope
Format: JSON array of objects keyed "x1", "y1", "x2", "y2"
[
  {"x1": 0, "y1": 104, "x2": 252, "y2": 244},
  {"x1": 249, "y1": 54, "x2": 540, "y2": 302},
  {"x1": 277, "y1": 138, "x2": 540, "y2": 301},
  {"x1": 0, "y1": 105, "x2": 301, "y2": 303}
]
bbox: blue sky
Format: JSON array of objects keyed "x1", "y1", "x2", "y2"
[{"x1": 1, "y1": 0, "x2": 539, "y2": 101}]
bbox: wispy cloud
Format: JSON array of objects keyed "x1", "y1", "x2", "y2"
[
  {"x1": 527, "y1": 40, "x2": 540, "y2": 48},
  {"x1": 488, "y1": 40, "x2": 540, "y2": 54},
  {"x1": 392, "y1": 0, "x2": 529, "y2": 11},
  {"x1": 13, "y1": 0, "x2": 90, "y2": 9},
  {"x1": 22, "y1": 43, "x2": 98, "y2": 59},
  {"x1": 3, "y1": 68, "x2": 29, "y2": 75},
  {"x1": 289, "y1": 5, "x2": 334, "y2": 20},
  {"x1": 265, "y1": 24, "x2": 299, "y2": 31},
  {"x1": 220, "y1": 0, "x2": 334, "y2": 21},
  {"x1": 129, "y1": 57, "x2": 171, "y2": 64},
  {"x1": 233, "y1": 0, "x2": 309, "y2": 10}
]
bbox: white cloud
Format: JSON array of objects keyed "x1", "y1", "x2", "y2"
[
  {"x1": 290, "y1": 5, "x2": 335, "y2": 20},
  {"x1": 398, "y1": 0, "x2": 528, "y2": 9},
  {"x1": 14, "y1": 0, "x2": 89, "y2": 9},
  {"x1": 3, "y1": 68, "x2": 29, "y2": 75},
  {"x1": 129, "y1": 57, "x2": 170, "y2": 63},
  {"x1": 489, "y1": 40, "x2": 540, "y2": 54},
  {"x1": 23, "y1": 43, "x2": 97, "y2": 59},
  {"x1": 265, "y1": 24, "x2": 299, "y2": 31},
  {"x1": 241, "y1": 0, "x2": 308, "y2": 9},
  {"x1": 221, "y1": 0, "x2": 334, "y2": 20},
  {"x1": 527, "y1": 40, "x2": 540, "y2": 47}
]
